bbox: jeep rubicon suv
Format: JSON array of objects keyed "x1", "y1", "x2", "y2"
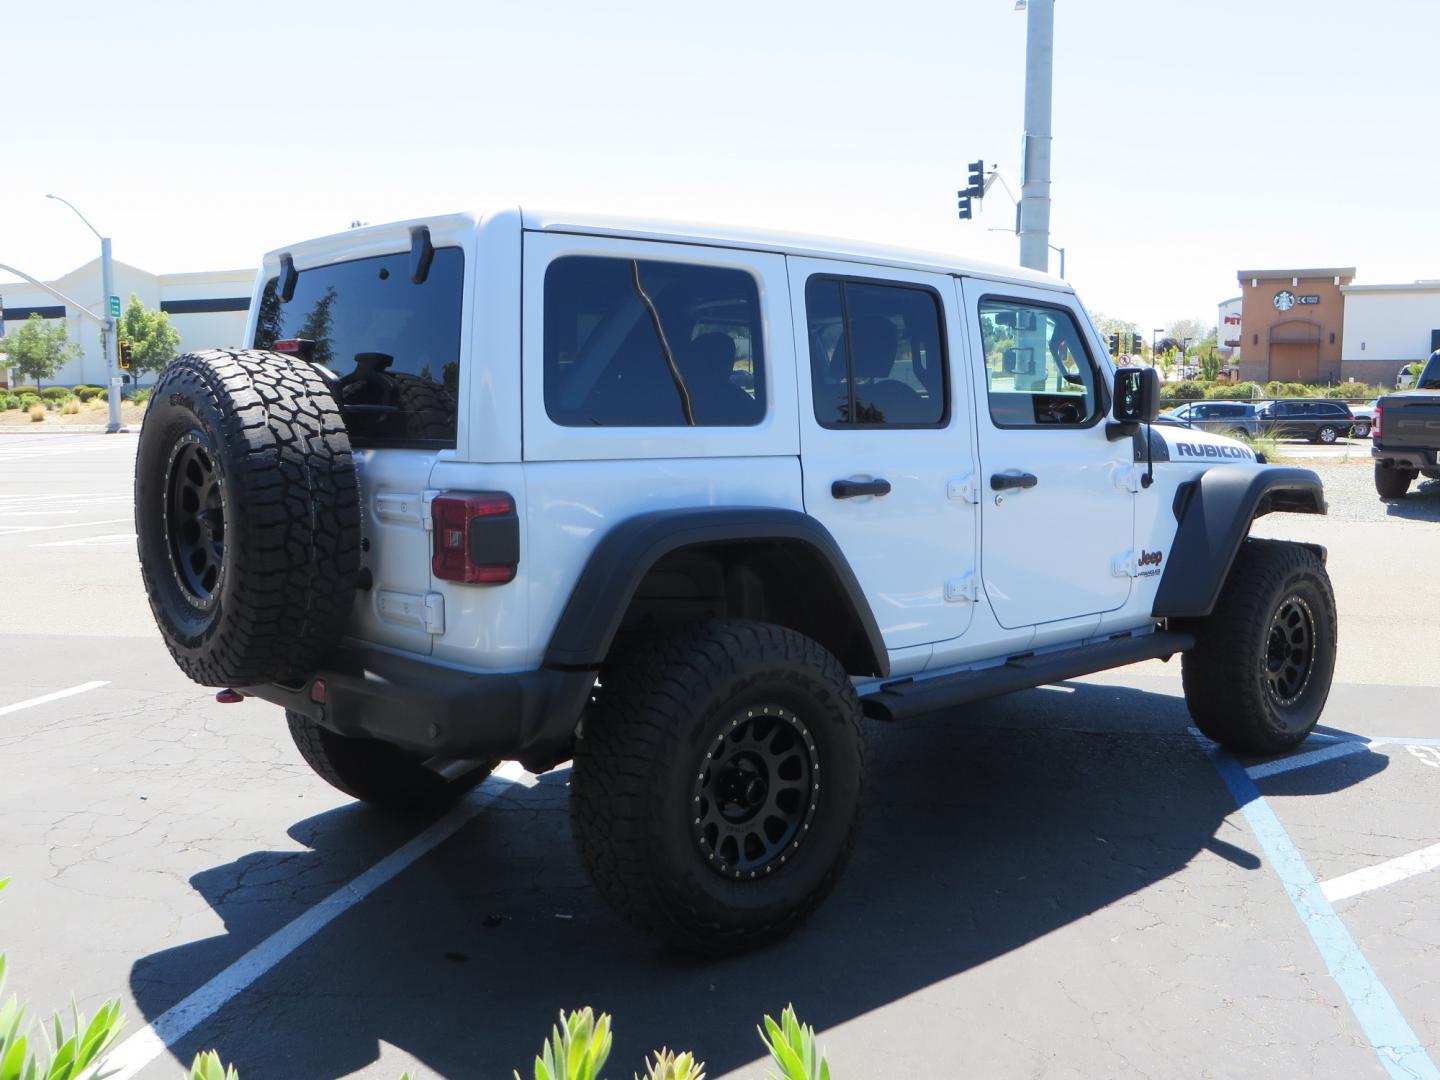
[{"x1": 135, "y1": 210, "x2": 1335, "y2": 952}]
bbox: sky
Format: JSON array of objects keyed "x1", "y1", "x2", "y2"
[{"x1": 3, "y1": 0, "x2": 1437, "y2": 336}]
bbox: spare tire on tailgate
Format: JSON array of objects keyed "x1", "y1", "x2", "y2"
[{"x1": 135, "y1": 349, "x2": 361, "y2": 687}]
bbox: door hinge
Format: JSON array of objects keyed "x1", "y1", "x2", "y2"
[
  {"x1": 1111, "y1": 551, "x2": 1139, "y2": 578},
  {"x1": 946, "y1": 474, "x2": 979, "y2": 504},
  {"x1": 420, "y1": 489, "x2": 442, "y2": 531},
  {"x1": 945, "y1": 573, "x2": 979, "y2": 603},
  {"x1": 1112, "y1": 465, "x2": 1142, "y2": 493},
  {"x1": 375, "y1": 590, "x2": 447, "y2": 634}
]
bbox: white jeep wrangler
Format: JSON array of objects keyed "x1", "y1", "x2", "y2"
[{"x1": 135, "y1": 209, "x2": 1335, "y2": 952}]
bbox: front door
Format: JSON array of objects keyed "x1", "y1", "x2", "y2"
[
  {"x1": 958, "y1": 280, "x2": 1134, "y2": 630},
  {"x1": 789, "y1": 258, "x2": 978, "y2": 652}
]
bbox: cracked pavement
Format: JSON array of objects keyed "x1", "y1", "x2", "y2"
[{"x1": 1, "y1": 436, "x2": 1436, "y2": 1079}]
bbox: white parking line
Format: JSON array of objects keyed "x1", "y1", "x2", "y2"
[
  {"x1": 1246, "y1": 740, "x2": 1371, "y2": 779},
  {"x1": 1321, "y1": 841, "x2": 1440, "y2": 904},
  {"x1": 0, "y1": 517, "x2": 131, "y2": 536},
  {"x1": 0, "y1": 681, "x2": 110, "y2": 718},
  {"x1": 40, "y1": 532, "x2": 136, "y2": 548},
  {"x1": 97, "y1": 762, "x2": 536, "y2": 1080}
]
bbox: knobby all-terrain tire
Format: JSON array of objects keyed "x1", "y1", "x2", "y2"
[
  {"x1": 571, "y1": 619, "x2": 865, "y2": 954},
  {"x1": 135, "y1": 349, "x2": 360, "y2": 687},
  {"x1": 1374, "y1": 462, "x2": 1415, "y2": 499},
  {"x1": 1179, "y1": 539, "x2": 1336, "y2": 754},
  {"x1": 286, "y1": 710, "x2": 494, "y2": 811},
  {"x1": 388, "y1": 372, "x2": 457, "y2": 440}
]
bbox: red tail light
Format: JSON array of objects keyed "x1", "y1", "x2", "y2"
[
  {"x1": 432, "y1": 492, "x2": 518, "y2": 584},
  {"x1": 1373, "y1": 404, "x2": 1382, "y2": 439}
]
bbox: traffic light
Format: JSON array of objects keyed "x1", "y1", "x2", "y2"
[
  {"x1": 1132, "y1": 333, "x2": 1143, "y2": 354},
  {"x1": 1108, "y1": 333, "x2": 1120, "y2": 355},
  {"x1": 966, "y1": 160, "x2": 986, "y2": 199},
  {"x1": 118, "y1": 341, "x2": 133, "y2": 370},
  {"x1": 956, "y1": 193, "x2": 973, "y2": 221}
]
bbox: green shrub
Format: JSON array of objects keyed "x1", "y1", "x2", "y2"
[
  {"x1": 1208, "y1": 381, "x2": 1262, "y2": 400},
  {"x1": 131, "y1": 388, "x2": 152, "y2": 405},
  {"x1": 9, "y1": 385, "x2": 38, "y2": 396},
  {"x1": 18, "y1": 394, "x2": 40, "y2": 410},
  {"x1": 0, "y1": 394, "x2": 18, "y2": 410},
  {"x1": 72, "y1": 384, "x2": 104, "y2": 402},
  {"x1": 1323, "y1": 380, "x2": 1381, "y2": 400},
  {"x1": 39, "y1": 386, "x2": 72, "y2": 404},
  {"x1": 1169, "y1": 380, "x2": 1206, "y2": 400}
]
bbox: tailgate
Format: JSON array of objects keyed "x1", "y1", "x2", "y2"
[{"x1": 1382, "y1": 396, "x2": 1440, "y2": 447}]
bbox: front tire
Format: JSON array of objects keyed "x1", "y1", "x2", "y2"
[
  {"x1": 571, "y1": 620, "x2": 864, "y2": 953},
  {"x1": 1375, "y1": 463, "x2": 1415, "y2": 499},
  {"x1": 1315, "y1": 424, "x2": 1339, "y2": 444},
  {"x1": 1180, "y1": 540, "x2": 1336, "y2": 754}
]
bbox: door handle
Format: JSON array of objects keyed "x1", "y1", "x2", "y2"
[
  {"x1": 831, "y1": 478, "x2": 892, "y2": 499},
  {"x1": 990, "y1": 471, "x2": 1038, "y2": 491}
]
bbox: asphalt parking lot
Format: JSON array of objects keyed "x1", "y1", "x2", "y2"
[{"x1": 3, "y1": 432, "x2": 1439, "y2": 1079}]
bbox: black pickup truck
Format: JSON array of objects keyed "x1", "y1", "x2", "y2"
[{"x1": 1373, "y1": 350, "x2": 1440, "y2": 498}]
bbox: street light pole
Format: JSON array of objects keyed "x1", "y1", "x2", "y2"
[
  {"x1": 1153, "y1": 328, "x2": 1163, "y2": 367},
  {"x1": 1017, "y1": 0, "x2": 1055, "y2": 272},
  {"x1": 46, "y1": 194, "x2": 120, "y2": 433}
]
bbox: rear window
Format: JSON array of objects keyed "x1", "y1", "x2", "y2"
[{"x1": 254, "y1": 247, "x2": 464, "y2": 448}]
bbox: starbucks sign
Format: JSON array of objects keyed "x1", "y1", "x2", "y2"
[{"x1": 1273, "y1": 290, "x2": 1296, "y2": 312}]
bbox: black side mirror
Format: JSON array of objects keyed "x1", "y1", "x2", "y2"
[{"x1": 1113, "y1": 367, "x2": 1160, "y2": 423}]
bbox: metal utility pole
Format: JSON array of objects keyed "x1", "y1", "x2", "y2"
[
  {"x1": 47, "y1": 195, "x2": 121, "y2": 433},
  {"x1": 1017, "y1": 0, "x2": 1055, "y2": 273}
]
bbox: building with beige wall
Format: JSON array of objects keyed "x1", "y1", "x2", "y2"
[
  {"x1": 1339, "y1": 282, "x2": 1440, "y2": 387},
  {"x1": 1235, "y1": 268, "x2": 1353, "y2": 385},
  {"x1": 1, "y1": 259, "x2": 254, "y2": 387}
]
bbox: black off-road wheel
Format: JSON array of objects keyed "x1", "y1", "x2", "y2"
[
  {"x1": 286, "y1": 711, "x2": 493, "y2": 811},
  {"x1": 135, "y1": 350, "x2": 360, "y2": 687},
  {"x1": 1180, "y1": 539, "x2": 1336, "y2": 754},
  {"x1": 571, "y1": 620, "x2": 865, "y2": 954},
  {"x1": 1375, "y1": 463, "x2": 1415, "y2": 499}
]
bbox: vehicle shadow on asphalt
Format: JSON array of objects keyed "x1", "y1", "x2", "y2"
[
  {"x1": 1383, "y1": 477, "x2": 1440, "y2": 521},
  {"x1": 130, "y1": 682, "x2": 1388, "y2": 1079}
]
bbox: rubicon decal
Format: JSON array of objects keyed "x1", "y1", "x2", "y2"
[{"x1": 1173, "y1": 441, "x2": 1255, "y2": 461}]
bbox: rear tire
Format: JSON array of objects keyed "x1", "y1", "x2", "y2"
[
  {"x1": 1315, "y1": 425, "x2": 1338, "y2": 444},
  {"x1": 286, "y1": 710, "x2": 493, "y2": 811},
  {"x1": 1375, "y1": 463, "x2": 1416, "y2": 498},
  {"x1": 1180, "y1": 540, "x2": 1336, "y2": 754},
  {"x1": 571, "y1": 620, "x2": 864, "y2": 953}
]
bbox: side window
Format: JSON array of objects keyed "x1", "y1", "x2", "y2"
[
  {"x1": 978, "y1": 298, "x2": 1101, "y2": 427},
  {"x1": 805, "y1": 277, "x2": 947, "y2": 427},
  {"x1": 543, "y1": 256, "x2": 765, "y2": 427}
]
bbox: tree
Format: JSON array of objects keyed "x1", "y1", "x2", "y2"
[
  {"x1": 0, "y1": 313, "x2": 80, "y2": 388},
  {"x1": 118, "y1": 294, "x2": 182, "y2": 385},
  {"x1": 1166, "y1": 318, "x2": 1210, "y2": 354}
]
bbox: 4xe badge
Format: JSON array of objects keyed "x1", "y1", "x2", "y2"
[{"x1": 1138, "y1": 549, "x2": 1163, "y2": 577}]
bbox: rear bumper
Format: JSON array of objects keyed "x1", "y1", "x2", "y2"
[
  {"x1": 243, "y1": 646, "x2": 595, "y2": 772},
  {"x1": 1373, "y1": 446, "x2": 1437, "y2": 470}
]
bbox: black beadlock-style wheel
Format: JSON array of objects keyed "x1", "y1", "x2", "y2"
[
  {"x1": 1179, "y1": 539, "x2": 1336, "y2": 754},
  {"x1": 135, "y1": 349, "x2": 361, "y2": 687},
  {"x1": 571, "y1": 619, "x2": 865, "y2": 954},
  {"x1": 1374, "y1": 462, "x2": 1415, "y2": 499}
]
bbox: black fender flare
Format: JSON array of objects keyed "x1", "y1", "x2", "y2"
[
  {"x1": 1152, "y1": 466, "x2": 1326, "y2": 619},
  {"x1": 543, "y1": 507, "x2": 889, "y2": 676}
]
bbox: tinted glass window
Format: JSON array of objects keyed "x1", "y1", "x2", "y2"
[
  {"x1": 805, "y1": 278, "x2": 946, "y2": 427},
  {"x1": 543, "y1": 256, "x2": 764, "y2": 427},
  {"x1": 254, "y1": 248, "x2": 463, "y2": 448},
  {"x1": 978, "y1": 299, "x2": 1100, "y2": 427}
]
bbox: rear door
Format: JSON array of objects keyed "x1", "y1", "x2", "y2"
[
  {"x1": 788, "y1": 258, "x2": 978, "y2": 652},
  {"x1": 959, "y1": 279, "x2": 1134, "y2": 629},
  {"x1": 252, "y1": 230, "x2": 474, "y2": 655}
]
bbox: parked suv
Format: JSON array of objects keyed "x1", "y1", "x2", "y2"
[
  {"x1": 134, "y1": 210, "x2": 1335, "y2": 952},
  {"x1": 1157, "y1": 400, "x2": 1262, "y2": 439},
  {"x1": 1257, "y1": 399, "x2": 1355, "y2": 443}
]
